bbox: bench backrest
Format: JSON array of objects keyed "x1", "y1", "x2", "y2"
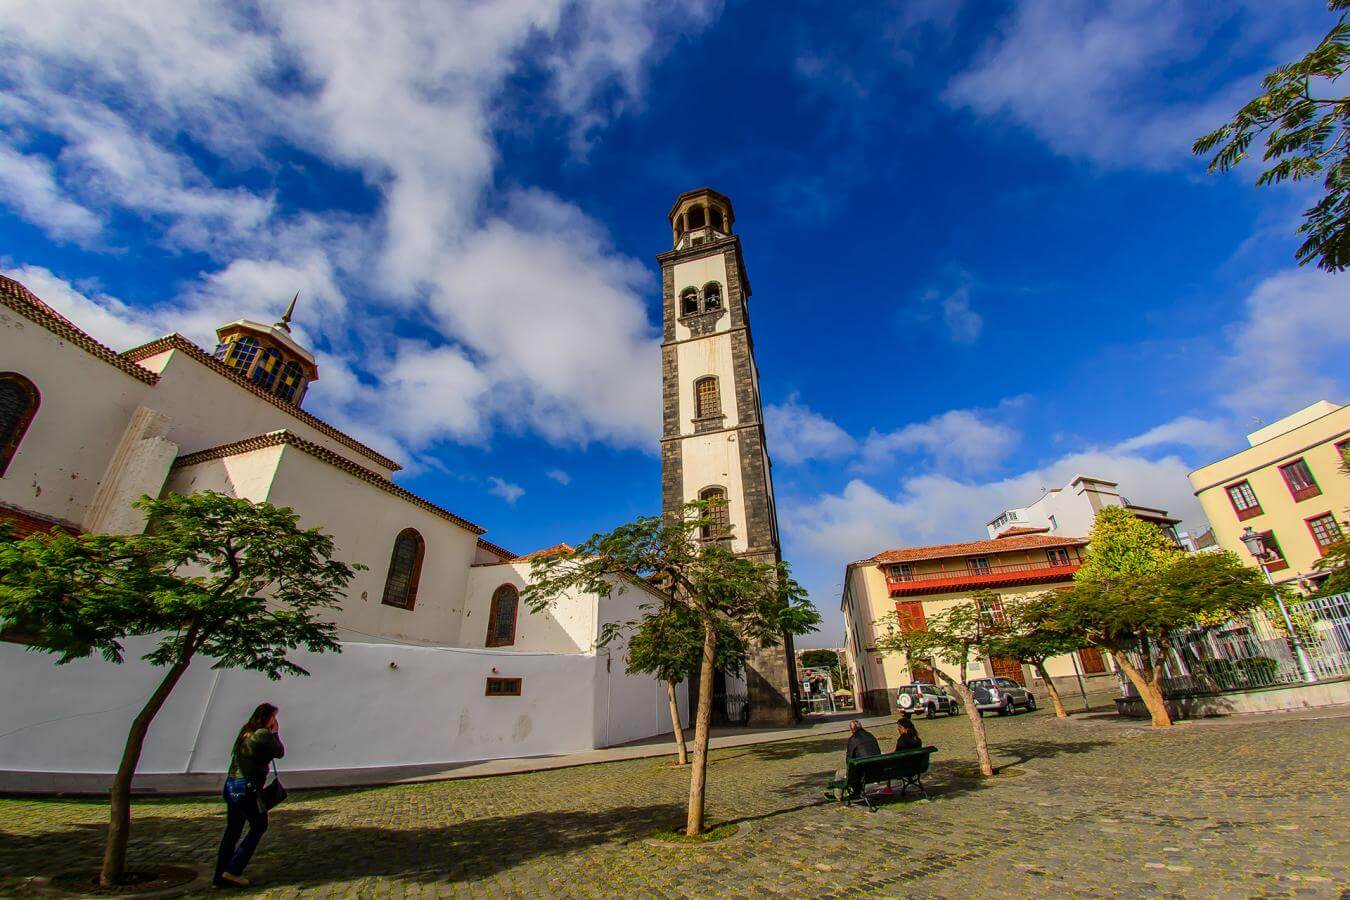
[{"x1": 847, "y1": 746, "x2": 937, "y2": 780}]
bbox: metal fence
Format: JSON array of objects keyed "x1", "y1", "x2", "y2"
[{"x1": 1118, "y1": 593, "x2": 1350, "y2": 698}]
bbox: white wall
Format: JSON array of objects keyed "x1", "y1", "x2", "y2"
[
  {"x1": 0, "y1": 637, "x2": 666, "y2": 776},
  {"x1": 679, "y1": 431, "x2": 751, "y2": 553},
  {"x1": 590, "y1": 580, "x2": 688, "y2": 747},
  {"x1": 671, "y1": 253, "x2": 730, "y2": 342},
  {"x1": 463, "y1": 563, "x2": 593, "y2": 653}
]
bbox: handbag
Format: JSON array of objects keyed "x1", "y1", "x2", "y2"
[{"x1": 261, "y1": 760, "x2": 287, "y2": 810}]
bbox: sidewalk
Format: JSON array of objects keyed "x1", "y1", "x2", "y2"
[{"x1": 0, "y1": 712, "x2": 891, "y2": 797}]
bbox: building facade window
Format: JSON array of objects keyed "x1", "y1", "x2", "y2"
[
  {"x1": 1046, "y1": 547, "x2": 1071, "y2": 566},
  {"x1": 888, "y1": 563, "x2": 914, "y2": 582},
  {"x1": 1279, "y1": 458, "x2": 1321, "y2": 502},
  {"x1": 694, "y1": 376, "x2": 721, "y2": 419},
  {"x1": 1225, "y1": 480, "x2": 1263, "y2": 520},
  {"x1": 1307, "y1": 513, "x2": 1343, "y2": 553},
  {"x1": 680, "y1": 288, "x2": 699, "y2": 316},
  {"x1": 251, "y1": 346, "x2": 283, "y2": 390},
  {"x1": 1258, "y1": 530, "x2": 1288, "y2": 571},
  {"x1": 894, "y1": 599, "x2": 925, "y2": 631},
  {"x1": 699, "y1": 486, "x2": 730, "y2": 540},
  {"x1": 702, "y1": 282, "x2": 722, "y2": 310},
  {"x1": 485, "y1": 676, "x2": 522, "y2": 696},
  {"x1": 978, "y1": 593, "x2": 1008, "y2": 627},
  {"x1": 0, "y1": 373, "x2": 39, "y2": 478},
  {"x1": 275, "y1": 361, "x2": 307, "y2": 403},
  {"x1": 486, "y1": 584, "x2": 520, "y2": 647},
  {"x1": 966, "y1": 556, "x2": 992, "y2": 575},
  {"x1": 222, "y1": 336, "x2": 261, "y2": 373},
  {"x1": 381, "y1": 528, "x2": 425, "y2": 609},
  {"x1": 1078, "y1": 646, "x2": 1108, "y2": 674}
]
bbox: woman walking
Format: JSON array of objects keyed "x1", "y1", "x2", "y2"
[{"x1": 215, "y1": 703, "x2": 284, "y2": 888}]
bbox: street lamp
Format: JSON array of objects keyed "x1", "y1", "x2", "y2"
[{"x1": 1239, "y1": 526, "x2": 1315, "y2": 683}]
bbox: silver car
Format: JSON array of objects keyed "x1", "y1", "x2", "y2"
[
  {"x1": 895, "y1": 682, "x2": 961, "y2": 718},
  {"x1": 967, "y1": 677, "x2": 1037, "y2": 715}
]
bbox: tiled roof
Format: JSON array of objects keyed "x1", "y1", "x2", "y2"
[
  {"x1": 476, "y1": 537, "x2": 517, "y2": 560},
  {"x1": 0, "y1": 274, "x2": 159, "y2": 385},
  {"x1": 996, "y1": 526, "x2": 1050, "y2": 537},
  {"x1": 124, "y1": 334, "x2": 400, "y2": 472},
  {"x1": 869, "y1": 533, "x2": 1088, "y2": 565},
  {"x1": 171, "y1": 430, "x2": 485, "y2": 535},
  {"x1": 515, "y1": 542, "x2": 576, "y2": 562},
  {"x1": 0, "y1": 501, "x2": 81, "y2": 537}
]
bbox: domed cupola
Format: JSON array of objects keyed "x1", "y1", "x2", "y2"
[
  {"x1": 212, "y1": 293, "x2": 319, "y2": 406},
  {"x1": 669, "y1": 187, "x2": 734, "y2": 251}
]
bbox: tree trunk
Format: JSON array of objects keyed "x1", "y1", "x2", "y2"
[
  {"x1": 101, "y1": 656, "x2": 193, "y2": 885},
  {"x1": 685, "y1": 622, "x2": 717, "y2": 836},
  {"x1": 931, "y1": 670, "x2": 994, "y2": 777},
  {"x1": 666, "y1": 680, "x2": 688, "y2": 766},
  {"x1": 1110, "y1": 649, "x2": 1172, "y2": 728},
  {"x1": 1033, "y1": 660, "x2": 1068, "y2": 718}
]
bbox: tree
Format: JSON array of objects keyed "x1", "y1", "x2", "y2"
[
  {"x1": 523, "y1": 500, "x2": 819, "y2": 836},
  {"x1": 876, "y1": 599, "x2": 996, "y2": 777},
  {"x1": 981, "y1": 593, "x2": 1084, "y2": 718},
  {"x1": 0, "y1": 492, "x2": 358, "y2": 885},
  {"x1": 623, "y1": 604, "x2": 747, "y2": 766},
  {"x1": 1313, "y1": 533, "x2": 1350, "y2": 597},
  {"x1": 1193, "y1": 0, "x2": 1350, "y2": 272},
  {"x1": 1047, "y1": 509, "x2": 1272, "y2": 727},
  {"x1": 799, "y1": 648, "x2": 838, "y2": 670}
]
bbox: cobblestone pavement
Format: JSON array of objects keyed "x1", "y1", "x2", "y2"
[{"x1": 2, "y1": 709, "x2": 1348, "y2": 898}]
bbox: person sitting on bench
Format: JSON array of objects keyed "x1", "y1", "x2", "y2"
[
  {"x1": 827, "y1": 721, "x2": 881, "y2": 799},
  {"x1": 895, "y1": 714, "x2": 922, "y2": 751}
]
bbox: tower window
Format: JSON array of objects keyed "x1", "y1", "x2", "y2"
[
  {"x1": 0, "y1": 373, "x2": 39, "y2": 478},
  {"x1": 702, "y1": 283, "x2": 722, "y2": 310},
  {"x1": 694, "y1": 376, "x2": 721, "y2": 419},
  {"x1": 252, "y1": 347, "x2": 282, "y2": 391},
  {"x1": 699, "y1": 486, "x2": 730, "y2": 540},
  {"x1": 680, "y1": 288, "x2": 699, "y2": 316},
  {"x1": 686, "y1": 206, "x2": 706, "y2": 229},
  {"x1": 709, "y1": 207, "x2": 724, "y2": 231},
  {"x1": 275, "y1": 361, "x2": 306, "y2": 403},
  {"x1": 223, "y1": 336, "x2": 260, "y2": 372},
  {"x1": 381, "y1": 528, "x2": 425, "y2": 610},
  {"x1": 486, "y1": 584, "x2": 520, "y2": 647}
]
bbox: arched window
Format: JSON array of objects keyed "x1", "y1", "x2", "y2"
[
  {"x1": 702, "y1": 282, "x2": 722, "y2": 310},
  {"x1": 699, "y1": 486, "x2": 730, "y2": 540},
  {"x1": 274, "y1": 360, "x2": 306, "y2": 403},
  {"x1": 686, "y1": 205, "x2": 706, "y2": 229},
  {"x1": 0, "y1": 373, "x2": 39, "y2": 477},
  {"x1": 680, "y1": 288, "x2": 699, "y2": 316},
  {"x1": 251, "y1": 346, "x2": 282, "y2": 390},
  {"x1": 381, "y1": 528, "x2": 425, "y2": 610},
  {"x1": 709, "y1": 206, "x2": 724, "y2": 231},
  {"x1": 486, "y1": 584, "x2": 519, "y2": 647},
  {"x1": 694, "y1": 376, "x2": 720, "y2": 419},
  {"x1": 223, "y1": 336, "x2": 260, "y2": 373}
]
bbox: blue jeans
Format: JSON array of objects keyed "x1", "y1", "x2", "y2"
[{"x1": 215, "y1": 777, "x2": 268, "y2": 880}]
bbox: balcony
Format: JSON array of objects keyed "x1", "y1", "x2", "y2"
[{"x1": 886, "y1": 559, "x2": 1081, "y2": 596}]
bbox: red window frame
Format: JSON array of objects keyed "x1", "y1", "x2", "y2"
[
  {"x1": 1258, "y1": 530, "x2": 1288, "y2": 572},
  {"x1": 1306, "y1": 513, "x2": 1343, "y2": 554},
  {"x1": 966, "y1": 556, "x2": 992, "y2": 575},
  {"x1": 894, "y1": 600, "x2": 926, "y2": 632},
  {"x1": 1225, "y1": 480, "x2": 1262, "y2": 521},
  {"x1": 1278, "y1": 458, "x2": 1321, "y2": 502}
]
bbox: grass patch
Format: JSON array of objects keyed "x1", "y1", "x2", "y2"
[{"x1": 649, "y1": 821, "x2": 740, "y2": 844}]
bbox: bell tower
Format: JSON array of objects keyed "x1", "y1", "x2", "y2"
[{"x1": 657, "y1": 187, "x2": 797, "y2": 727}]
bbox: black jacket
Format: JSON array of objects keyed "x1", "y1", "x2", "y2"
[{"x1": 846, "y1": 728, "x2": 881, "y2": 760}]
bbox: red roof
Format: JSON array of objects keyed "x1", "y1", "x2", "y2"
[
  {"x1": 870, "y1": 533, "x2": 1088, "y2": 565},
  {"x1": 515, "y1": 543, "x2": 575, "y2": 562},
  {"x1": 996, "y1": 526, "x2": 1050, "y2": 537}
]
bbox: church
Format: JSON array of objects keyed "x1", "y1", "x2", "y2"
[{"x1": 0, "y1": 188, "x2": 797, "y2": 789}]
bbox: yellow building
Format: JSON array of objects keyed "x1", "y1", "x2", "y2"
[
  {"x1": 1189, "y1": 401, "x2": 1349, "y2": 591},
  {"x1": 840, "y1": 533, "x2": 1115, "y2": 716}
]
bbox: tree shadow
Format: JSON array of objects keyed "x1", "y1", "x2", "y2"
[
  {"x1": 0, "y1": 801, "x2": 688, "y2": 889},
  {"x1": 987, "y1": 738, "x2": 1112, "y2": 772}
]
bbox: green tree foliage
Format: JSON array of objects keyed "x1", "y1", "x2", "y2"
[
  {"x1": 0, "y1": 492, "x2": 359, "y2": 885},
  {"x1": 876, "y1": 600, "x2": 995, "y2": 777},
  {"x1": 523, "y1": 499, "x2": 819, "y2": 835},
  {"x1": 1073, "y1": 505, "x2": 1183, "y2": 584},
  {"x1": 1193, "y1": 0, "x2": 1350, "y2": 271},
  {"x1": 1313, "y1": 534, "x2": 1350, "y2": 596},
  {"x1": 981, "y1": 593, "x2": 1085, "y2": 718},
  {"x1": 1050, "y1": 548, "x2": 1272, "y2": 727},
  {"x1": 799, "y1": 648, "x2": 839, "y2": 670}
]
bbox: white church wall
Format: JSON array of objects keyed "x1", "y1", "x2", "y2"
[
  {"x1": 589, "y1": 580, "x2": 688, "y2": 748},
  {"x1": 674, "y1": 334, "x2": 740, "y2": 431},
  {"x1": 463, "y1": 563, "x2": 592, "y2": 653},
  {"x1": 671, "y1": 253, "x2": 730, "y2": 342},
  {"x1": 679, "y1": 431, "x2": 751, "y2": 554},
  {"x1": 0, "y1": 305, "x2": 153, "y2": 527},
  {"x1": 135, "y1": 347, "x2": 399, "y2": 479},
  {"x1": 0, "y1": 638, "x2": 612, "y2": 777}
]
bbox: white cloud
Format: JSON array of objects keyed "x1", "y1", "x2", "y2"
[
  {"x1": 943, "y1": 1, "x2": 1296, "y2": 169},
  {"x1": 546, "y1": 469, "x2": 572, "y2": 485},
  {"x1": 764, "y1": 393, "x2": 857, "y2": 465},
  {"x1": 940, "y1": 284, "x2": 982, "y2": 344},
  {"x1": 1112, "y1": 415, "x2": 1236, "y2": 455},
  {"x1": 858, "y1": 405, "x2": 1019, "y2": 474},
  {"x1": 0, "y1": 0, "x2": 713, "y2": 454},
  {"x1": 488, "y1": 476, "x2": 526, "y2": 504},
  {"x1": 906, "y1": 267, "x2": 983, "y2": 344},
  {"x1": 1217, "y1": 267, "x2": 1350, "y2": 417},
  {"x1": 1, "y1": 265, "x2": 160, "y2": 347}
]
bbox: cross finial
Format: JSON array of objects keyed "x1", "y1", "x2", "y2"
[{"x1": 276, "y1": 291, "x2": 299, "y2": 332}]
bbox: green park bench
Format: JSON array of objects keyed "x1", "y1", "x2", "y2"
[{"x1": 827, "y1": 746, "x2": 938, "y2": 811}]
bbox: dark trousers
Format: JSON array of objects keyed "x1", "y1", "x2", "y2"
[{"x1": 216, "y1": 777, "x2": 268, "y2": 879}]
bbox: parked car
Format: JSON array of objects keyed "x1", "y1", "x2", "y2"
[
  {"x1": 895, "y1": 682, "x2": 961, "y2": 718},
  {"x1": 966, "y1": 677, "x2": 1037, "y2": 716}
]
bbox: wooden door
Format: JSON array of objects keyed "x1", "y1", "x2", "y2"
[
  {"x1": 1077, "y1": 647, "x2": 1107, "y2": 674},
  {"x1": 989, "y1": 657, "x2": 1026, "y2": 684}
]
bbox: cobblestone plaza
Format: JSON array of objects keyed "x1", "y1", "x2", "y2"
[{"x1": 2, "y1": 709, "x2": 1347, "y2": 897}]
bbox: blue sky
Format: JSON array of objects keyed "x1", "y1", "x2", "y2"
[{"x1": 2, "y1": 0, "x2": 1347, "y2": 647}]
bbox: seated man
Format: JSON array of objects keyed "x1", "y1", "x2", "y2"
[{"x1": 826, "y1": 720, "x2": 881, "y2": 800}]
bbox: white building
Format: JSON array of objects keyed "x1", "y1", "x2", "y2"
[
  {"x1": 985, "y1": 474, "x2": 1182, "y2": 544},
  {"x1": 0, "y1": 273, "x2": 683, "y2": 791}
]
